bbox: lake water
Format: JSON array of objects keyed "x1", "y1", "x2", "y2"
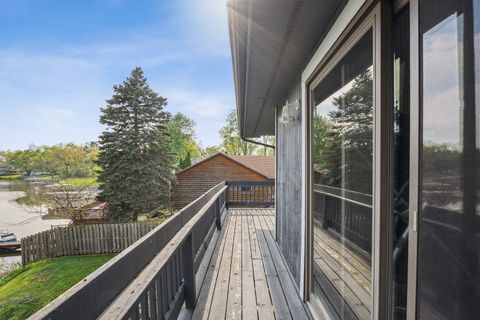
[{"x1": 0, "y1": 180, "x2": 70, "y2": 269}]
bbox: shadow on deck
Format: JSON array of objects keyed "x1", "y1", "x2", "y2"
[{"x1": 183, "y1": 208, "x2": 311, "y2": 320}]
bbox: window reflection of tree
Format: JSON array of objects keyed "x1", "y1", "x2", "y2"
[{"x1": 314, "y1": 69, "x2": 373, "y2": 195}]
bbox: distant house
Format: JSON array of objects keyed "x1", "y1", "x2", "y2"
[
  {"x1": 172, "y1": 152, "x2": 274, "y2": 209},
  {"x1": 0, "y1": 163, "x2": 17, "y2": 176}
]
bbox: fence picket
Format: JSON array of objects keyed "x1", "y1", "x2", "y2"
[{"x1": 21, "y1": 223, "x2": 157, "y2": 265}]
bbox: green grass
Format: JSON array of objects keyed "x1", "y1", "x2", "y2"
[
  {"x1": 35, "y1": 175, "x2": 58, "y2": 180},
  {"x1": 0, "y1": 174, "x2": 22, "y2": 180},
  {"x1": 0, "y1": 254, "x2": 114, "y2": 320},
  {"x1": 59, "y1": 177, "x2": 97, "y2": 187}
]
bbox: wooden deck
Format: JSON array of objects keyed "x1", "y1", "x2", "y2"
[
  {"x1": 190, "y1": 208, "x2": 311, "y2": 320},
  {"x1": 312, "y1": 223, "x2": 372, "y2": 320}
]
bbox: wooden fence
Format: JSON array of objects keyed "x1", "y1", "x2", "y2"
[{"x1": 21, "y1": 222, "x2": 158, "y2": 265}]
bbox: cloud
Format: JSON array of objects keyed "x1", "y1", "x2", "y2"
[
  {"x1": 422, "y1": 15, "x2": 462, "y2": 146},
  {"x1": 162, "y1": 87, "x2": 227, "y2": 118},
  {"x1": 0, "y1": 1, "x2": 234, "y2": 150},
  {"x1": 158, "y1": 87, "x2": 230, "y2": 146}
]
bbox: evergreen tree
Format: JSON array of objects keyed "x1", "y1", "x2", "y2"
[
  {"x1": 179, "y1": 152, "x2": 192, "y2": 169},
  {"x1": 97, "y1": 67, "x2": 174, "y2": 221}
]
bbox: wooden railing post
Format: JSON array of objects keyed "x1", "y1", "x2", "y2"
[
  {"x1": 225, "y1": 184, "x2": 229, "y2": 208},
  {"x1": 215, "y1": 198, "x2": 222, "y2": 231},
  {"x1": 182, "y1": 233, "x2": 196, "y2": 309}
]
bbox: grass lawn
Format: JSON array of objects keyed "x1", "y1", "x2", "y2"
[
  {"x1": 34, "y1": 175, "x2": 97, "y2": 187},
  {"x1": 59, "y1": 176, "x2": 97, "y2": 187},
  {"x1": 0, "y1": 174, "x2": 22, "y2": 180},
  {"x1": 0, "y1": 254, "x2": 113, "y2": 320}
]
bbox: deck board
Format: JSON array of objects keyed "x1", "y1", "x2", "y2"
[
  {"x1": 191, "y1": 215, "x2": 232, "y2": 320},
  {"x1": 207, "y1": 210, "x2": 237, "y2": 320},
  {"x1": 312, "y1": 225, "x2": 372, "y2": 320},
  {"x1": 192, "y1": 208, "x2": 310, "y2": 320}
]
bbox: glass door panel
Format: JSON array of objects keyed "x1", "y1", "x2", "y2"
[
  {"x1": 417, "y1": 0, "x2": 480, "y2": 318},
  {"x1": 392, "y1": 5, "x2": 410, "y2": 320},
  {"x1": 311, "y1": 29, "x2": 373, "y2": 320}
]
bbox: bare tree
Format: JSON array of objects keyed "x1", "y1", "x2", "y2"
[{"x1": 44, "y1": 179, "x2": 98, "y2": 222}]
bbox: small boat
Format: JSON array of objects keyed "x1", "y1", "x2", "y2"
[{"x1": 0, "y1": 231, "x2": 17, "y2": 243}]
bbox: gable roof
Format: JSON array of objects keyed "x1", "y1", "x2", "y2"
[
  {"x1": 176, "y1": 152, "x2": 275, "y2": 179},
  {"x1": 228, "y1": 155, "x2": 275, "y2": 179}
]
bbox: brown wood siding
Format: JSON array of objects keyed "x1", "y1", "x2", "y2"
[{"x1": 172, "y1": 154, "x2": 268, "y2": 209}]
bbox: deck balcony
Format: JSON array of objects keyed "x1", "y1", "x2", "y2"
[
  {"x1": 29, "y1": 179, "x2": 386, "y2": 320},
  {"x1": 29, "y1": 180, "x2": 312, "y2": 320}
]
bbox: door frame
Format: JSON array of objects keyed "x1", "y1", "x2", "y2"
[{"x1": 406, "y1": 0, "x2": 419, "y2": 319}]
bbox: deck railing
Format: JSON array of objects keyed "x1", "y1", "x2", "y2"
[
  {"x1": 226, "y1": 180, "x2": 275, "y2": 207},
  {"x1": 99, "y1": 185, "x2": 227, "y2": 320},
  {"x1": 30, "y1": 182, "x2": 228, "y2": 320},
  {"x1": 313, "y1": 184, "x2": 372, "y2": 255}
]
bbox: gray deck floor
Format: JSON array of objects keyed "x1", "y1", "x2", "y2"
[
  {"x1": 191, "y1": 208, "x2": 311, "y2": 320},
  {"x1": 312, "y1": 225, "x2": 372, "y2": 320}
]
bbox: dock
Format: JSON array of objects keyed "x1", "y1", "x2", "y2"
[{"x1": 0, "y1": 241, "x2": 21, "y2": 252}]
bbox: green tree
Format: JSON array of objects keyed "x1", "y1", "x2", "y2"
[
  {"x1": 254, "y1": 136, "x2": 275, "y2": 156},
  {"x1": 97, "y1": 67, "x2": 174, "y2": 221},
  {"x1": 5, "y1": 145, "x2": 42, "y2": 176},
  {"x1": 41, "y1": 143, "x2": 93, "y2": 178},
  {"x1": 167, "y1": 112, "x2": 200, "y2": 169},
  {"x1": 179, "y1": 151, "x2": 192, "y2": 169},
  {"x1": 312, "y1": 115, "x2": 342, "y2": 186},
  {"x1": 200, "y1": 145, "x2": 221, "y2": 159},
  {"x1": 320, "y1": 69, "x2": 373, "y2": 193},
  {"x1": 220, "y1": 110, "x2": 257, "y2": 155}
]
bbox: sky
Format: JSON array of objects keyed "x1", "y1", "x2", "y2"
[{"x1": 0, "y1": 0, "x2": 234, "y2": 150}]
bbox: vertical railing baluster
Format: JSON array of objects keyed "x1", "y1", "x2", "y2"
[
  {"x1": 148, "y1": 285, "x2": 157, "y2": 320},
  {"x1": 155, "y1": 277, "x2": 164, "y2": 319},
  {"x1": 215, "y1": 198, "x2": 222, "y2": 230},
  {"x1": 182, "y1": 233, "x2": 196, "y2": 308},
  {"x1": 140, "y1": 294, "x2": 148, "y2": 320},
  {"x1": 161, "y1": 270, "x2": 169, "y2": 316},
  {"x1": 130, "y1": 304, "x2": 139, "y2": 320}
]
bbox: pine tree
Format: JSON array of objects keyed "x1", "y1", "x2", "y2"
[{"x1": 97, "y1": 67, "x2": 174, "y2": 221}]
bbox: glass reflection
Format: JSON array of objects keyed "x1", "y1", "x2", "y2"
[
  {"x1": 418, "y1": 0, "x2": 480, "y2": 318},
  {"x1": 311, "y1": 30, "x2": 373, "y2": 320}
]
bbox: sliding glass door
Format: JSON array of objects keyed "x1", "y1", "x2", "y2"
[
  {"x1": 411, "y1": 0, "x2": 480, "y2": 318},
  {"x1": 310, "y1": 26, "x2": 374, "y2": 320},
  {"x1": 307, "y1": 3, "x2": 411, "y2": 319}
]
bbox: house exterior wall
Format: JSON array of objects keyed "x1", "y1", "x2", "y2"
[
  {"x1": 172, "y1": 154, "x2": 268, "y2": 209},
  {"x1": 276, "y1": 77, "x2": 303, "y2": 287}
]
